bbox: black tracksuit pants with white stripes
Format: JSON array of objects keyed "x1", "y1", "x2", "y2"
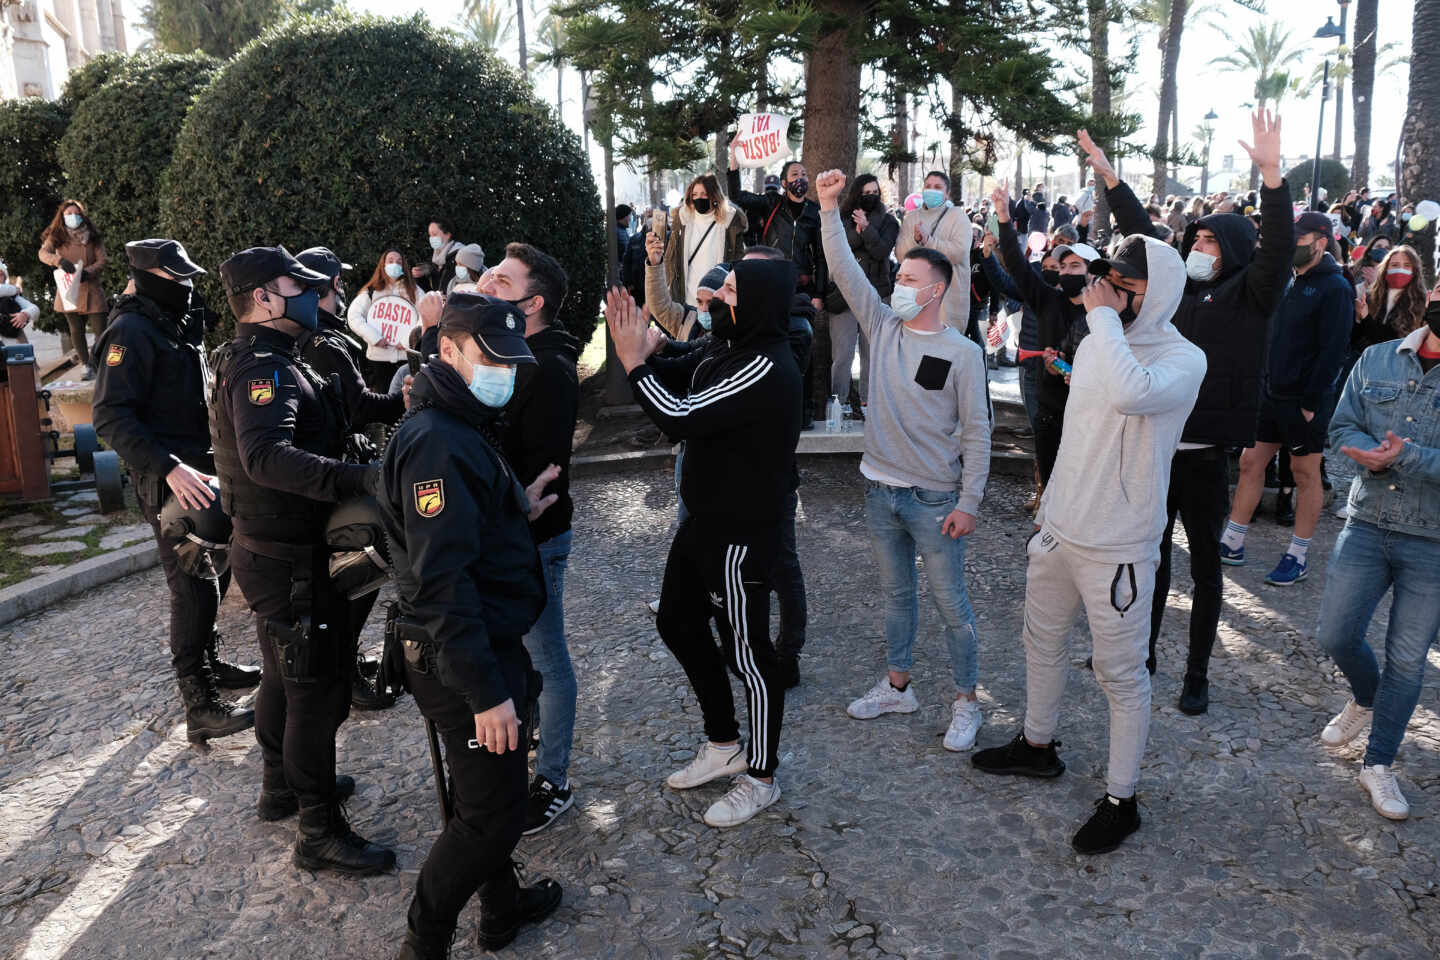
[{"x1": 656, "y1": 517, "x2": 785, "y2": 778}]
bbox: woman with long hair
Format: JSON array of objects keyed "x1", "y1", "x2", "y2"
[
  {"x1": 37, "y1": 199, "x2": 107, "y2": 379},
  {"x1": 1352, "y1": 246, "x2": 1428, "y2": 360},
  {"x1": 661, "y1": 173, "x2": 747, "y2": 307},
  {"x1": 347, "y1": 248, "x2": 420, "y2": 389},
  {"x1": 825, "y1": 174, "x2": 898, "y2": 415}
]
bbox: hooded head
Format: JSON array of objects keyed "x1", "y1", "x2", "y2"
[
  {"x1": 1179, "y1": 213, "x2": 1258, "y2": 285},
  {"x1": 709, "y1": 259, "x2": 796, "y2": 344},
  {"x1": 1089, "y1": 234, "x2": 1186, "y2": 344}
]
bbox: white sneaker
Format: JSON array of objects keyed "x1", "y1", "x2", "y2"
[
  {"x1": 1320, "y1": 699, "x2": 1372, "y2": 747},
  {"x1": 846, "y1": 677, "x2": 920, "y2": 719},
  {"x1": 1359, "y1": 764, "x2": 1409, "y2": 820},
  {"x1": 703, "y1": 774, "x2": 780, "y2": 827},
  {"x1": 665, "y1": 741, "x2": 747, "y2": 790},
  {"x1": 943, "y1": 698, "x2": 983, "y2": 752},
  {"x1": 646, "y1": 598, "x2": 661, "y2": 616}
]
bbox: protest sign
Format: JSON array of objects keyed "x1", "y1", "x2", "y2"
[
  {"x1": 733, "y1": 113, "x2": 792, "y2": 170},
  {"x1": 368, "y1": 295, "x2": 421, "y2": 348},
  {"x1": 54, "y1": 263, "x2": 83, "y2": 312}
]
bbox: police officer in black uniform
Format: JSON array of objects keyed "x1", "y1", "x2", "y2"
[
  {"x1": 91, "y1": 238, "x2": 258, "y2": 745},
  {"x1": 210, "y1": 246, "x2": 394, "y2": 875},
  {"x1": 294, "y1": 245, "x2": 405, "y2": 711},
  {"x1": 380, "y1": 293, "x2": 562, "y2": 958}
]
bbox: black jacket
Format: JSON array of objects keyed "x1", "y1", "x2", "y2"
[
  {"x1": 623, "y1": 228, "x2": 651, "y2": 306},
  {"x1": 209, "y1": 323, "x2": 372, "y2": 544},
  {"x1": 91, "y1": 293, "x2": 213, "y2": 505},
  {"x1": 1107, "y1": 178, "x2": 1295, "y2": 445},
  {"x1": 503, "y1": 324, "x2": 581, "y2": 545},
  {"x1": 629, "y1": 259, "x2": 803, "y2": 534},
  {"x1": 727, "y1": 169, "x2": 828, "y2": 300},
  {"x1": 415, "y1": 248, "x2": 459, "y2": 293},
  {"x1": 299, "y1": 309, "x2": 404, "y2": 429},
  {"x1": 825, "y1": 209, "x2": 898, "y2": 311},
  {"x1": 1266, "y1": 254, "x2": 1355, "y2": 411},
  {"x1": 997, "y1": 219, "x2": 1087, "y2": 415},
  {"x1": 380, "y1": 362, "x2": 546, "y2": 713}
]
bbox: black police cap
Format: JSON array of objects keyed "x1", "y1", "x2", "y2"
[
  {"x1": 296, "y1": 246, "x2": 353, "y2": 281},
  {"x1": 439, "y1": 293, "x2": 535, "y2": 365},
  {"x1": 1088, "y1": 234, "x2": 1149, "y2": 281},
  {"x1": 125, "y1": 238, "x2": 205, "y2": 279},
  {"x1": 219, "y1": 245, "x2": 329, "y2": 297}
]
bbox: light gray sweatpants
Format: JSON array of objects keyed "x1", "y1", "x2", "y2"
[
  {"x1": 829, "y1": 308, "x2": 869, "y2": 403},
  {"x1": 1020, "y1": 526, "x2": 1157, "y2": 799}
]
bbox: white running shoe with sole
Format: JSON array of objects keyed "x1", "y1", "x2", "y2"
[
  {"x1": 847, "y1": 677, "x2": 920, "y2": 720},
  {"x1": 943, "y1": 699, "x2": 983, "y2": 752},
  {"x1": 703, "y1": 775, "x2": 780, "y2": 827},
  {"x1": 1320, "y1": 699, "x2": 1372, "y2": 747},
  {"x1": 666, "y1": 741, "x2": 747, "y2": 790},
  {"x1": 1359, "y1": 764, "x2": 1409, "y2": 820}
]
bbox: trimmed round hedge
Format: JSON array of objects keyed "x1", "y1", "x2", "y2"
[
  {"x1": 0, "y1": 98, "x2": 70, "y2": 332},
  {"x1": 58, "y1": 53, "x2": 220, "y2": 297},
  {"x1": 1284, "y1": 158, "x2": 1350, "y2": 206},
  {"x1": 162, "y1": 14, "x2": 604, "y2": 342},
  {"x1": 58, "y1": 50, "x2": 133, "y2": 114}
]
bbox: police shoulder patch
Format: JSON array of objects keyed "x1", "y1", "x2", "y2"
[
  {"x1": 248, "y1": 377, "x2": 275, "y2": 405},
  {"x1": 105, "y1": 344, "x2": 126, "y2": 367},
  {"x1": 414, "y1": 479, "x2": 444, "y2": 518}
]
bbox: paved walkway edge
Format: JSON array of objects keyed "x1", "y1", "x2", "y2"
[{"x1": 0, "y1": 541, "x2": 159, "y2": 627}]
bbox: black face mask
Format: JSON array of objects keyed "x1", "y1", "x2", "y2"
[
  {"x1": 1426, "y1": 301, "x2": 1440, "y2": 338},
  {"x1": 692, "y1": 198, "x2": 712, "y2": 215},
  {"x1": 133, "y1": 270, "x2": 191, "y2": 318},
  {"x1": 1058, "y1": 274, "x2": 1088, "y2": 298},
  {"x1": 1041, "y1": 269, "x2": 1061, "y2": 287},
  {"x1": 786, "y1": 178, "x2": 808, "y2": 200},
  {"x1": 1116, "y1": 286, "x2": 1140, "y2": 324},
  {"x1": 708, "y1": 298, "x2": 738, "y2": 339},
  {"x1": 858, "y1": 194, "x2": 881, "y2": 213}
]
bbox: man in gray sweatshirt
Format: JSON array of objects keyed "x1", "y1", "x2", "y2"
[
  {"x1": 815, "y1": 170, "x2": 993, "y2": 753},
  {"x1": 973, "y1": 230, "x2": 1205, "y2": 856}
]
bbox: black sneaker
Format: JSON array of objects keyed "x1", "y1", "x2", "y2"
[
  {"x1": 522, "y1": 775, "x2": 573, "y2": 836},
  {"x1": 1178, "y1": 674, "x2": 1209, "y2": 715},
  {"x1": 971, "y1": 733, "x2": 1065, "y2": 778},
  {"x1": 1071, "y1": 794, "x2": 1141, "y2": 854}
]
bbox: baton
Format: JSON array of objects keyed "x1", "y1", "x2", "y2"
[{"x1": 424, "y1": 717, "x2": 452, "y2": 827}]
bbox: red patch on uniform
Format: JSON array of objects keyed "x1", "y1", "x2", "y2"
[
  {"x1": 105, "y1": 344, "x2": 125, "y2": 366},
  {"x1": 248, "y1": 378, "x2": 274, "y2": 405},
  {"x1": 413, "y1": 479, "x2": 444, "y2": 518}
]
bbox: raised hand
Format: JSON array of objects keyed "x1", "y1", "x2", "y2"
[
  {"x1": 646, "y1": 231, "x2": 664, "y2": 266},
  {"x1": 605, "y1": 285, "x2": 650, "y2": 371},
  {"x1": 815, "y1": 169, "x2": 846, "y2": 211},
  {"x1": 1076, "y1": 129, "x2": 1118, "y2": 188},
  {"x1": 1239, "y1": 109, "x2": 1282, "y2": 187},
  {"x1": 991, "y1": 179, "x2": 1011, "y2": 223}
]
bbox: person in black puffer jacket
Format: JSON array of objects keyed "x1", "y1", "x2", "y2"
[
  {"x1": 607, "y1": 258, "x2": 802, "y2": 829},
  {"x1": 824, "y1": 175, "x2": 898, "y2": 416}
]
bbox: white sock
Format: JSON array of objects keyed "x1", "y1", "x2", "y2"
[
  {"x1": 1288, "y1": 535, "x2": 1311, "y2": 564},
  {"x1": 1221, "y1": 520, "x2": 1248, "y2": 551}
]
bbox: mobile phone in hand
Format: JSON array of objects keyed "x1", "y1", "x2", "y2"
[
  {"x1": 406, "y1": 349, "x2": 422, "y2": 376},
  {"x1": 986, "y1": 212, "x2": 999, "y2": 237}
]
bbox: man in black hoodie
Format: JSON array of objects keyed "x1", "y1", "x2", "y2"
[
  {"x1": 606, "y1": 259, "x2": 803, "y2": 829},
  {"x1": 483, "y1": 243, "x2": 583, "y2": 836},
  {"x1": 382, "y1": 293, "x2": 564, "y2": 959},
  {"x1": 1079, "y1": 111, "x2": 1295, "y2": 713}
]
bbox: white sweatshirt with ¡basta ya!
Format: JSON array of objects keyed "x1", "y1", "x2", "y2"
[{"x1": 1036, "y1": 234, "x2": 1207, "y2": 565}]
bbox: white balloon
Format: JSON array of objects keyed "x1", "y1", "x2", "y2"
[{"x1": 1415, "y1": 200, "x2": 1440, "y2": 222}]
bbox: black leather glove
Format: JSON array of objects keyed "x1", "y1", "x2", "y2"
[{"x1": 58, "y1": 258, "x2": 76, "y2": 273}]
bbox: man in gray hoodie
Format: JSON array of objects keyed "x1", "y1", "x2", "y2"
[{"x1": 973, "y1": 232, "x2": 1206, "y2": 855}]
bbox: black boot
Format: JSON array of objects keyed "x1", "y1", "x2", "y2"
[
  {"x1": 476, "y1": 861, "x2": 563, "y2": 951},
  {"x1": 258, "y1": 772, "x2": 357, "y2": 821},
  {"x1": 206, "y1": 630, "x2": 261, "y2": 689},
  {"x1": 395, "y1": 931, "x2": 451, "y2": 960},
  {"x1": 293, "y1": 801, "x2": 395, "y2": 876},
  {"x1": 177, "y1": 671, "x2": 254, "y2": 745},
  {"x1": 1178, "y1": 673, "x2": 1210, "y2": 715},
  {"x1": 1275, "y1": 488, "x2": 1295, "y2": 526}
]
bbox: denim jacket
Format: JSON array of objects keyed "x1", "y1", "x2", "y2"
[{"x1": 1330, "y1": 327, "x2": 1440, "y2": 540}]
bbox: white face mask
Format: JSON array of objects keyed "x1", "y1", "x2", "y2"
[
  {"x1": 384, "y1": 262, "x2": 404, "y2": 279},
  {"x1": 454, "y1": 265, "x2": 470, "y2": 282},
  {"x1": 429, "y1": 235, "x2": 444, "y2": 251},
  {"x1": 1185, "y1": 249, "x2": 1219, "y2": 282},
  {"x1": 891, "y1": 281, "x2": 939, "y2": 321},
  {"x1": 64, "y1": 213, "x2": 83, "y2": 229}
]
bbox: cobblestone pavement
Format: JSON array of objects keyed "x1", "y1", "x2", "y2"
[{"x1": 2, "y1": 460, "x2": 1437, "y2": 960}]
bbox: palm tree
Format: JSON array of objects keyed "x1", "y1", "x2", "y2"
[
  {"x1": 1350, "y1": 0, "x2": 1377, "y2": 187},
  {"x1": 465, "y1": 0, "x2": 515, "y2": 51},
  {"x1": 1400, "y1": 0, "x2": 1438, "y2": 285},
  {"x1": 1087, "y1": 0, "x2": 1114, "y2": 243},
  {"x1": 1211, "y1": 23, "x2": 1305, "y2": 187},
  {"x1": 515, "y1": 0, "x2": 529, "y2": 81},
  {"x1": 535, "y1": 8, "x2": 566, "y2": 116}
]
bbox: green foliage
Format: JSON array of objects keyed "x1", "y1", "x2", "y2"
[
  {"x1": 0, "y1": 98, "x2": 69, "y2": 332},
  {"x1": 1285, "y1": 158, "x2": 1351, "y2": 202},
  {"x1": 57, "y1": 51, "x2": 133, "y2": 114},
  {"x1": 58, "y1": 53, "x2": 221, "y2": 298},
  {"x1": 140, "y1": 0, "x2": 339, "y2": 57},
  {"x1": 161, "y1": 15, "x2": 604, "y2": 342}
]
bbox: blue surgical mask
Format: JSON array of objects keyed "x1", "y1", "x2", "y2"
[
  {"x1": 429, "y1": 235, "x2": 444, "y2": 251},
  {"x1": 696, "y1": 310, "x2": 712, "y2": 331},
  {"x1": 273, "y1": 286, "x2": 320, "y2": 331},
  {"x1": 922, "y1": 189, "x2": 946, "y2": 210},
  {"x1": 64, "y1": 213, "x2": 83, "y2": 229},
  {"x1": 384, "y1": 262, "x2": 403, "y2": 279},
  {"x1": 454, "y1": 265, "x2": 470, "y2": 282},
  {"x1": 468, "y1": 362, "x2": 515, "y2": 408}
]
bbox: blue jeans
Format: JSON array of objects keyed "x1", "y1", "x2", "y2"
[
  {"x1": 522, "y1": 530, "x2": 576, "y2": 785},
  {"x1": 1019, "y1": 363, "x2": 1041, "y2": 432},
  {"x1": 864, "y1": 480, "x2": 979, "y2": 691},
  {"x1": 674, "y1": 443, "x2": 689, "y2": 524},
  {"x1": 1317, "y1": 519, "x2": 1440, "y2": 767}
]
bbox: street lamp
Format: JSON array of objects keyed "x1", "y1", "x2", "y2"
[
  {"x1": 1201, "y1": 108, "x2": 1218, "y2": 196},
  {"x1": 1333, "y1": 0, "x2": 1351, "y2": 161},
  {"x1": 1310, "y1": 16, "x2": 1345, "y2": 211}
]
